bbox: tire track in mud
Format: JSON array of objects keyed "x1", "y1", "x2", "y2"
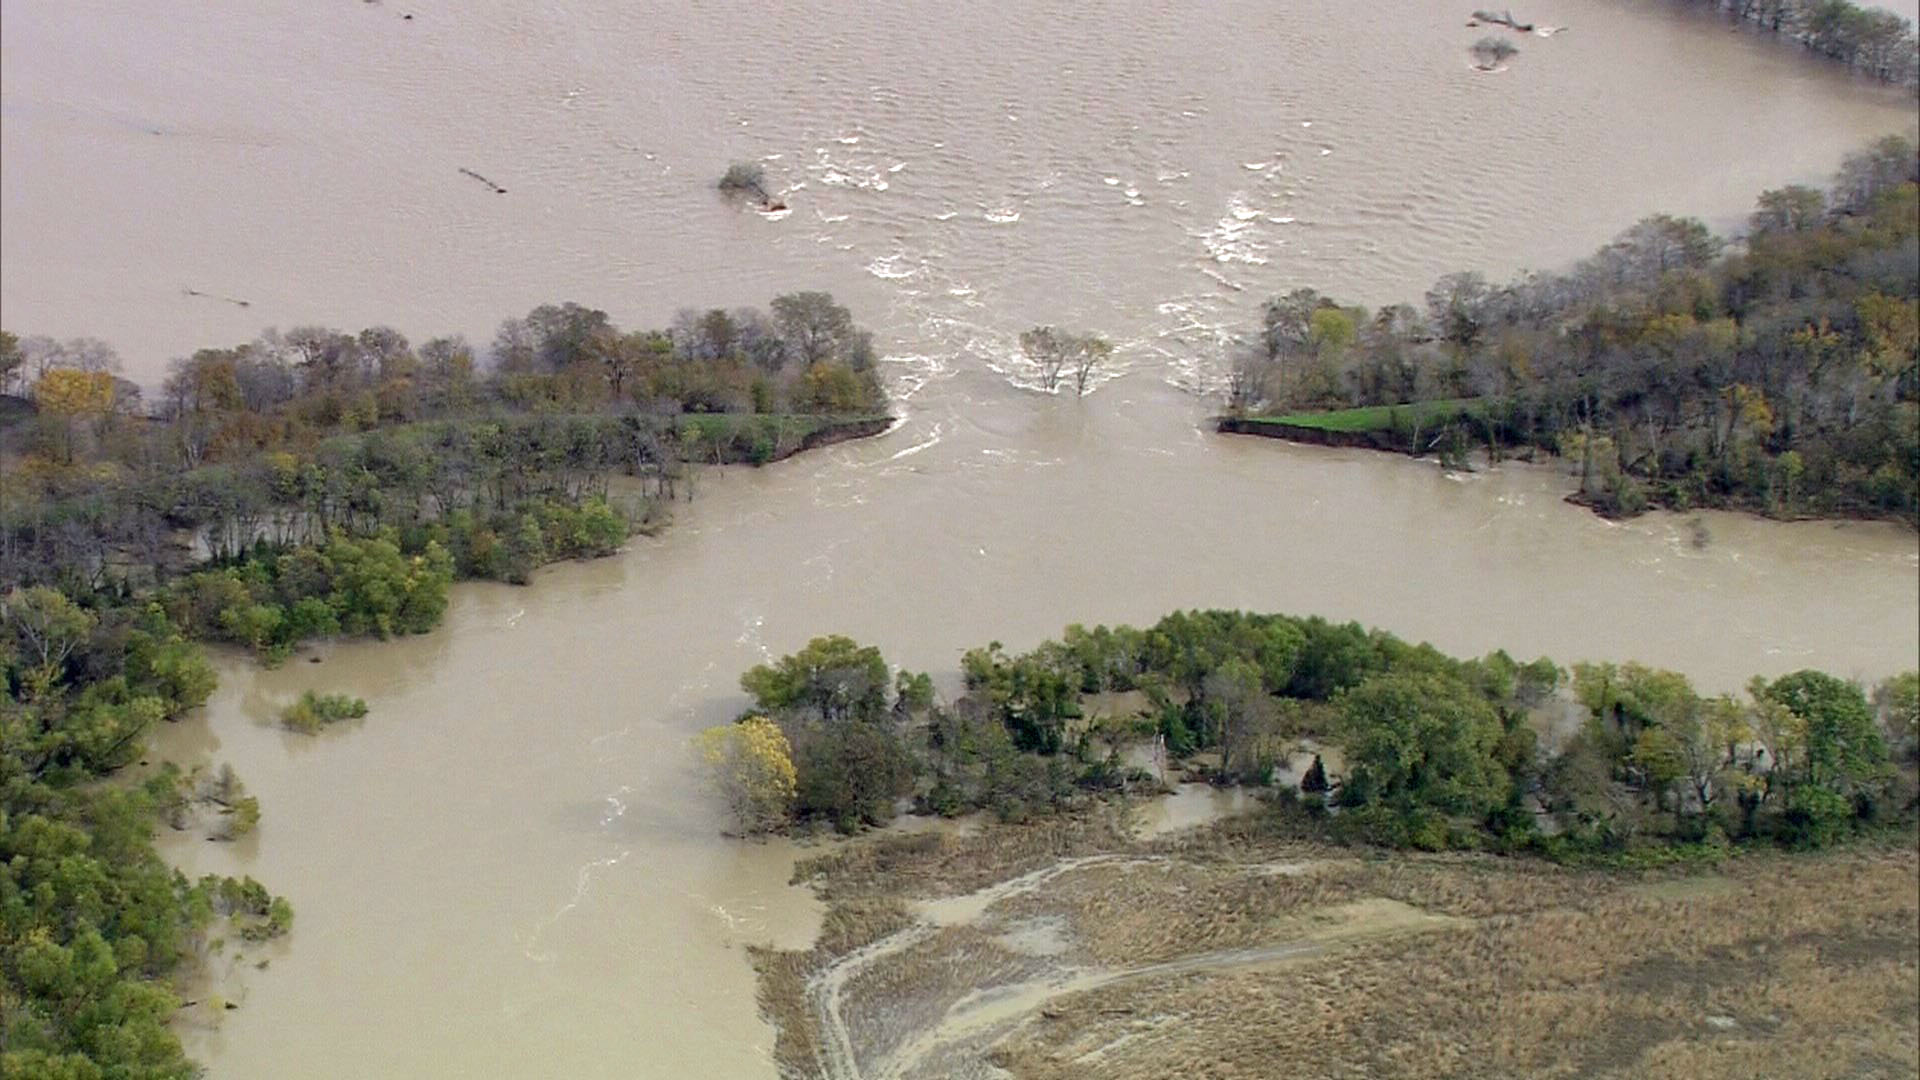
[
  {"x1": 805, "y1": 854, "x2": 1161, "y2": 1079},
  {"x1": 874, "y1": 938, "x2": 1330, "y2": 1080},
  {"x1": 803, "y1": 855, "x2": 1466, "y2": 1080}
]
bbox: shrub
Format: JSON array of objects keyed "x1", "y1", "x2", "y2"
[{"x1": 281, "y1": 690, "x2": 369, "y2": 734}]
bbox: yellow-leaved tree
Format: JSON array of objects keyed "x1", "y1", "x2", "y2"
[
  {"x1": 694, "y1": 715, "x2": 796, "y2": 834},
  {"x1": 33, "y1": 368, "x2": 116, "y2": 462}
]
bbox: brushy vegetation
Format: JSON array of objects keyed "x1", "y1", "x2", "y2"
[
  {"x1": 713, "y1": 612, "x2": 1917, "y2": 866},
  {"x1": 279, "y1": 690, "x2": 369, "y2": 734},
  {"x1": 754, "y1": 808, "x2": 1918, "y2": 1080},
  {"x1": 1225, "y1": 137, "x2": 1920, "y2": 521}
]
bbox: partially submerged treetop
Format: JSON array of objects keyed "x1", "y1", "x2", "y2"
[
  {"x1": 1470, "y1": 36, "x2": 1519, "y2": 66},
  {"x1": 718, "y1": 162, "x2": 770, "y2": 202}
]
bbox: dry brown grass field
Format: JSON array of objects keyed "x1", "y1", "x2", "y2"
[{"x1": 753, "y1": 812, "x2": 1920, "y2": 1080}]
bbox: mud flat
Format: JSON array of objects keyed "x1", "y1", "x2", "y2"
[{"x1": 754, "y1": 812, "x2": 1920, "y2": 1080}]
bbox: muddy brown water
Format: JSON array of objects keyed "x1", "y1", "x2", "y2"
[{"x1": 6, "y1": 1, "x2": 1920, "y2": 1077}]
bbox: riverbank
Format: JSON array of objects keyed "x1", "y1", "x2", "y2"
[
  {"x1": 1215, "y1": 410, "x2": 1920, "y2": 529},
  {"x1": 1216, "y1": 401, "x2": 1484, "y2": 453},
  {"x1": 1670, "y1": 0, "x2": 1919, "y2": 86},
  {"x1": 680, "y1": 413, "x2": 895, "y2": 466},
  {"x1": 755, "y1": 809, "x2": 1920, "y2": 1080}
]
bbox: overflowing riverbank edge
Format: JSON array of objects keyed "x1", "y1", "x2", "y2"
[
  {"x1": 131, "y1": 418, "x2": 896, "y2": 1051},
  {"x1": 1214, "y1": 412, "x2": 1920, "y2": 528},
  {"x1": 780, "y1": 416, "x2": 895, "y2": 460}
]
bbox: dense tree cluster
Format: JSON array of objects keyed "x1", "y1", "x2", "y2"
[
  {"x1": 1, "y1": 589, "x2": 292, "y2": 1078},
  {"x1": 1229, "y1": 138, "x2": 1920, "y2": 521},
  {"x1": 1684, "y1": 0, "x2": 1919, "y2": 84},
  {"x1": 717, "y1": 613, "x2": 1916, "y2": 861},
  {"x1": 2, "y1": 292, "x2": 886, "y2": 589}
]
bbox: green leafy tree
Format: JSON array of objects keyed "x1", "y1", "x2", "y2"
[
  {"x1": 1337, "y1": 672, "x2": 1509, "y2": 820},
  {"x1": 741, "y1": 635, "x2": 892, "y2": 723},
  {"x1": 1763, "y1": 670, "x2": 1889, "y2": 844}
]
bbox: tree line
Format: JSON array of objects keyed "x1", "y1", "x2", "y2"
[
  {"x1": 1226, "y1": 136, "x2": 1919, "y2": 522},
  {"x1": 701, "y1": 612, "x2": 1918, "y2": 863},
  {"x1": 0, "y1": 291, "x2": 889, "y2": 1076},
  {"x1": 1681, "y1": 0, "x2": 1920, "y2": 84},
  {"x1": 2, "y1": 291, "x2": 888, "y2": 589}
]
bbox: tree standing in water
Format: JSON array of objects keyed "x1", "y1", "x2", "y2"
[
  {"x1": 1020, "y1": 326, "x2": 1112, "y2": 395},
  {"x1": 1072, "y1": 334, "x2": 1114, "y2": 396}
]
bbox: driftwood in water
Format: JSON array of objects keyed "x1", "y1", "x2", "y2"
[
  {"x1": 183, "y1": 287, "x2": 251, "y2": 308},
  {"x1": 1468, "y1": 9, "x2": 1533, "y2": 31},
  {"x1": 458, "y1": 167, "x2": 508, "y2": 194}
]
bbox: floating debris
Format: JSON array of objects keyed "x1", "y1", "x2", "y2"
[
  {"x1": 182, "y1": 287, "x2": 250, "y2": 308},
  {"x1": 458, "y1": 167, "x2": 508, "y2": 194},
  {"x1": 1469, "y1": 8, "x2": 1534, "y2": 32}
]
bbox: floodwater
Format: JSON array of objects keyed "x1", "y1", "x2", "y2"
[{"x1": 5, "y1": 1, "x2": 1919, "y2": 1078}]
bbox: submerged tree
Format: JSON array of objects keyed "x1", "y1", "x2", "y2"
[
  {"x1": 1019, "y1": 326, "x2": 1113, "y2": 395},
  {"x1": 1071, "y1": 335, "x2": 1114, "y2": 396},
  {"x1": 1470, "y1": 36, "x2": 1519, "y2": 68},
  {"x1": 718, "y1": 162, "x2": 782, "y2": 210}
]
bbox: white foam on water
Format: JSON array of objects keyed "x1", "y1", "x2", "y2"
[
  {"x1": 888, "y1": 421, "x2": 946, "y2": 460},
  {"x1": 1194, "y1": 196, "x2": 1271, "y2": 267},
  {"x1": 879, "y1": 352, "x2": 953, "y2": 400},
  {"x1": 865, "y1": 252, "x2": 920, "y2": 280},
  {"x1": 1200, "y1": 266, "x2": 1245, "y2": 291},
  {"x1": 983, "y1": 207, "x2": 1021, "y2": 223}
]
